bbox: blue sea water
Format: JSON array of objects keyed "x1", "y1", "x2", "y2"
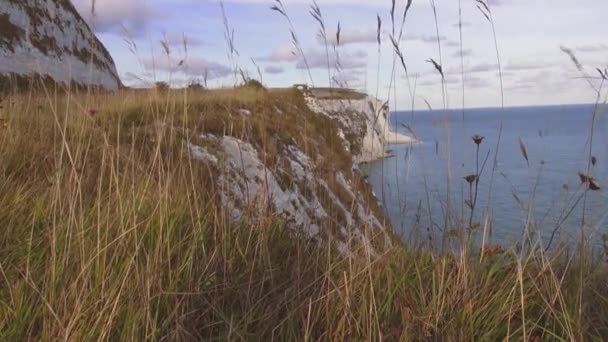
[{"x1": 361, "y1": 104, "x2": 608, "y2": 249}]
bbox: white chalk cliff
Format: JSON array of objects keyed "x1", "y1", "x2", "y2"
[
  {"x1": 0, "y1": 0, "x2": 120, "y2": 90},
  {"x1": 186, "y1": 90, "x2": 414, "y2": 255},
  {"x1": 189, "y1": 133, "x2": 391, "y2": 256},
  {"x1": 305, "y1": 93, "x2": 415, "y2": 163}
]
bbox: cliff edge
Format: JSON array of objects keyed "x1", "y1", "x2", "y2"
[{"x1": 303, "y1": 87, "x2": 416, "y2": 163}]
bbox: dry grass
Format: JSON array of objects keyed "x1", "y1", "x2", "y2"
[
  {"x1": 308, "y1": 87, "x2": 368, "y2": 100},
  {"x1": 0, "y1": 85, "x2": 606, "y2": 340}
]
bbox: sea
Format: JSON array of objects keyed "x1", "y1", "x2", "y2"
[{"x1": 361, "y1": 104, "x2": 608, "y2": 250}]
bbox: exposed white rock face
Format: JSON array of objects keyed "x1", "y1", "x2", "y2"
[
  {"x1": 185, "y1": 91, "x2": 406, "y2": 255},
  {"x1": 188, "y1": 134, "x2": 392, "y2": 256},
  {"x1": 305, "y1": 95, "x2": 415, "y2": 163},
  {"x1": 0, "y1": 0, "x2": 121, "y2": 90}
]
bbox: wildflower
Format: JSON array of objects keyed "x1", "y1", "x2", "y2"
[
  {"x1": 472, "y1": 134, "x2": 484, "y2": 145},
  {"x1": 464, "y1": 174, "x2": 478, "y2": 184},
  {"x1": 579, "y1": 172, "x2": 591, "y2": 184},
  {"x1": 88, "y1": 108, "x2": 98, "y2": 117},
  {"x1": 588, "y1": 179, "x2": 601, "y2": 191},
  {"x1": 579, "y1": 172, "x2": 601, "y2": 191}
]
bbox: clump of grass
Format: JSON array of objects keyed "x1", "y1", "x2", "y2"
[{"x1": 240, "y1": 78, "x2": 265, "y2": 90}]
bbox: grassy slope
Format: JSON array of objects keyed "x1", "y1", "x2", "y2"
[{"x1": 0, "y1": 86, "x2": 607, "y2": 340}]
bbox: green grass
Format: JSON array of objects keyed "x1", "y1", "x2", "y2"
[{"x1": 0, "y1": 86, "x2": 607, "y2": 340}]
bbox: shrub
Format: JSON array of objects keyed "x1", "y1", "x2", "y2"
[
  {"x1": 187, "y1": 81, "x2": 205, "y2": 91},
  {"x1": 241, "y1": 78, "x2": 265, "y2": 90},
  {"x1": 154, "y1": 81, "x2": 169, "y2": 91}
]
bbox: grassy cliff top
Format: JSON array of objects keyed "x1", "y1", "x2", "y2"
[{"x1": 307, "y1": 87, "x2": 368, "y2": 100}]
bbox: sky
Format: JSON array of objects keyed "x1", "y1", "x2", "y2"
[{"x1": 72, "y1": 0, "x2": 608, "y2": 109}]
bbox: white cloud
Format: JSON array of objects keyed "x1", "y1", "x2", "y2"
[
  {"x1": 444, "y1": 41, "x2": 461, "y2": 48},
  {"x1": 258, "y1": 46, "x2": 298, "y2": 62},
  {"x1": 321, "y1": 29, "x2": 377, "y2": 46},
  {"x1": 264, "y1": 65, "x2": 285, "y2": 74},
  {"x1": 162, "y1": 32, "x2": 204, "y2": 48},
  {"x1": 296, "y1": 49, "x2": 367, "y2": 70},
  {"x1": 451, "y1": 21, "x2": 473, "y2": 29},
  {"x1": 403, "y1": 34, "x2": 448, "y2": 43},
  {"x1": 575, "y1": 44, "x2": 608, "y2": 53},
  {"x1": 332, "y1": 72, "x2": 361, "y2": 87},
  {"x1": 143, "y1": 56, "x2": 232, "y2": 79},
  {"x1": 72, "y1": 0, "x2": 158, "y2": 36},
  {"x1": 504, "y1": 61, "x2": 547, "y2": 72},
  {"x1": 259, "y1": 46, "x2": 367, "y2": 71},
  {"x1": 450, "y1": 49, "x2": 474, "y2": 58}
]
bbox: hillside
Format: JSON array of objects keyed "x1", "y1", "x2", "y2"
[
  {"x1": 0, "y1": 0, "x2": 121, "y2": 90},
  {"x1": 1, "y1": 86, "x2": 607, "y2": 340}
]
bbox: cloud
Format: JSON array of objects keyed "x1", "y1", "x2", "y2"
[
  {"x1": 464, "y1": 76, "x2": 492, "y2": 89},
  {"x1": 258, "y1": 46, "x2": 366, "y2": 70},
  {"x1": 332, "y1": 73, "x2": 360, "y2": 86},
  {"x1": 72, "y1": 0, "x2": 159, "y2": 36},
  {"x1": 162, "y1": 32, "x2": 204, "y2": 48},
  {"x1": 122, "y1": 72, "x2": 154, "y2": 87},
  {"x1": 320, "y1": 29, "x2": 447, "y2": 47},
  {"x1": 450, "y1": 49, "x2": 474, "y2": 58},
  {"x1": 296, "y1": 49, "x2": 367, "y2": 70},
  {"x1": 143, "y1": 56, "x2": 232, "y2": 79},
  {"x1": 504, "y1": 61, "x2": 547, "y2": 72},
  {"x1": 431, "y1": 61, "x2": 546, "y2": 77},
  {"x1": 488, "y1": 0, "x2": 507, "y2": 6},
  {"x1": 575, "y1": 44, "x2": 608, "y2": 53},
  {"x1": 444, "y1": 41, "x2": 461, "y2": 48},
  {"x1": 403, "y1": 34, "x2": 448, "y2": 43},
  {"x1": 418, "y1": 75, "x2": 491, "y2": 89},
  {"x1": 264, "y1": 65, "x2": 285, "y2": 74},
  {"x1": 350, "y1": 50, "x2": 368, "y2": 59},
  {"x1": 451, "y1": 21, "x2": 473, "y2": 29},
  {"x1": 123, "y1": 72, "x2": 143, "y2": 82},
  {"x1": 320, "y1": 29, "x2": 377, "y2": 45},
  {"x1": 418, "y1": 77, "x2": 460, "y2": 87},
  {"x1": 461, "y1": 63, "x2": 498, "y2": 74},
  {"x1": 258, "y1": 46, "x2": 298, "y2": 62},
  {"x1": 505, "y1": 70, "x2": 552, "y2": 91}
]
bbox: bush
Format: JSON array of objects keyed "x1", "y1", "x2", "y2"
[
  {"x1": 187, "y1": 81, "x2": 205, "y2": 91},
  {"x1": 241, "y1": 78, "x2": 265, "y2": 90},
  {"x1": 154, "y1": 81, "x2": 169, "y2": 91}
]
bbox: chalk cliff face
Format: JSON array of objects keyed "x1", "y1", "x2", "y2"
[
  {"x1": 0, "y1": 0, "x2": 121, "y2": 90},
  {"x1": 304, "y1": 91, "x2": 415, "y2": 163},
  {"x1": 185, "y1": 89, "x2": 407, "y2": 256},
  {"x1": 189, "y1": 133, "x2": 391, "y2": 256}
]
